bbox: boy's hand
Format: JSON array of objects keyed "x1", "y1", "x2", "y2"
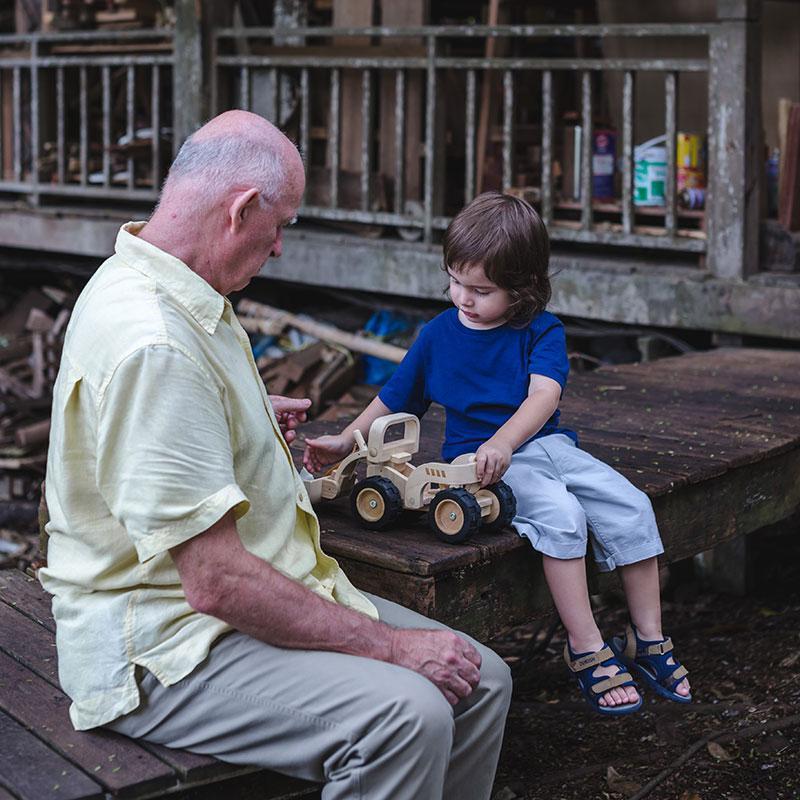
[
  {"x1": 303, "y1": 433, "x2": 354, "y2": 473},
  {"x1": 269, "y1": 396, "x2": 311, "y2": 445},
  {"x1": 475, "y1": 438, "x2": 512, "y2": 487}
]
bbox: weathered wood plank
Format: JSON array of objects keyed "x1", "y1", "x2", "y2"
[
  {"x1": 0, "y1": 650, "x2": 177, "y2": 796},
  {"x1": 0, "y1": 710, "x2": 104, "y2": 800},
  {"x1": 0, "y1": 599, "x2": 59, "y2": 683},
  {"x1": 0, "y1": 570, "x2": 54, "y2": 631}
]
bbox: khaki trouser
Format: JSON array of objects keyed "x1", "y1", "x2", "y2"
[{"x1": 106, "y1": 593, "x2": 512, "y2": 800}]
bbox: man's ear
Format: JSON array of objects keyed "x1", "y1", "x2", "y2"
[{"x1": 228, "y1": 188, "x2": 261, "y2": 233}]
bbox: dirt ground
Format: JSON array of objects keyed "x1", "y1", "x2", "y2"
[{"x1": 490, "y1": 521, "x2": 800, "y2": 800}]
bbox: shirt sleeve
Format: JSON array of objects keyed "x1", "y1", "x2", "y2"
[
  {"x1": 527, "y1": 318, "x2": 570, "y2": 390},
  {"x1": 378, "y1": 326, "x2": 431, "y2": 418},
  {"x1": 96, "y1": 344, "x2": 250, "y2": 563}
]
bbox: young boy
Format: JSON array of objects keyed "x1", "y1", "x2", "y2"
[{"x1": 304, "y1": 192, "x2": 690, "y2": 715}]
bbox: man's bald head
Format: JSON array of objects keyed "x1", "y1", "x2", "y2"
[{"x1": 161, "y1": 111, "x2": 304, "y2": 209}]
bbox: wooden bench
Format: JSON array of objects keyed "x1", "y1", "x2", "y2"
[
  {"x1": 0, "y1": 569, "x2": 320, "y2": 800},
  {"x1": 1, "y1": 346, "x2": 796, "y2": 798},
  {"x1": 296, "y1": 347, "x2": 800, "y2": 641}
]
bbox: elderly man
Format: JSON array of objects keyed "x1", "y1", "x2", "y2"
[{"x1": 40, "y1": 111, "x2": 511, "y2": 800}]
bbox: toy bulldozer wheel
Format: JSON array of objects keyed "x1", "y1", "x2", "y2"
[
  {"x1": 479, "y1": 480, "x2": 517, "y2": 532},
  {"x1": 428, "y1": 488, "x2": 481, "y2": 544},
  {"x1": 350, "y1": 477, "x2": 403, "y2": 530}
]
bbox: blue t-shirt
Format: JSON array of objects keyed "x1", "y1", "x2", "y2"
[{"x1": 379, "y1": 308, "x2": 576, "y2": 460}]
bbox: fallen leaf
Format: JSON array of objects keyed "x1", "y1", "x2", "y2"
[
  {"x1": 606, "y1": 765, "x2": 642, "y2": 797},
  {"x1": 492, "y1": 787, "x2": 517, "y2": 800},
  {"x1": 779, "y1": 650, "x2": 800, "y2": 669},
  {"x1": 678, "y1": 792, "x2": 703, "y2": 800},
  {"x1": 707, "y1": 741, "x2": 736, "y2": 762}
]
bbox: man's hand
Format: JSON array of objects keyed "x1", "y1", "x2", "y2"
[
  {"x1": 475, "y1": 437, "x2": 513, "y2": 487},
  {"x1": 388, "y1": 628, "x2": 482, "y2": 706},
  {"x1": 269, "y1": 396, "x2": 311, "y2": 445},
  {"x1": 303, "y1": 433, "x2": 354, "y2": 473}
]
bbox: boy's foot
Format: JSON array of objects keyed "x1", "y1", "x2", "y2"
[
  {"x1": 611, "y1": 624, "x2": 691, "y2": 703},
  {"x1": 564, "y1": 642, "x2": 642, "y2": 716}
]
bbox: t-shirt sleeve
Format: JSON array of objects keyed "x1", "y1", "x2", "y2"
[
  {"x1": 527, "y1": 318, "x2": 570, "y2": 390},
  {"x1": 378, "y1": 327, "x2": 431, "y2": 417},
  {"x1": 96, "y1": 344, "x2": 250, "y2": 563}
]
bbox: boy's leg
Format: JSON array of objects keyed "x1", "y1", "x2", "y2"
[
  {"x1": 502, "y1": 442, "x2": 638, "y2": 709},
  {"x1": 618, "y1": 558, "x2": 690, "y2": 697},
  {"x1": 107, "y1": 595, "x2": 511, "y2": 800}
]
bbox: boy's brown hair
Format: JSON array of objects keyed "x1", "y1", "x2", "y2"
[{"x1": 442, "y1": 191, "x2": 551, "y2": 326}]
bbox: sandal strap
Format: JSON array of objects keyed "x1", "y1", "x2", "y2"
[
  {"x1": 671, "y1": 664, "x2": 688, "y2": 682},
  {"x1": 590, "y1": 671, "x2": 636, "y2": 696},
  {"x1": 564, "y1": 644, "x2": 615, "y2": 673},
  {"x1": 638, "y1": 636, "x2": 673, "y2": 657}
]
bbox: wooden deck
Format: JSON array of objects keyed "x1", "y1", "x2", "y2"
[{"x1": 293, "y1": 347, "x2": 800, "y2": 641}]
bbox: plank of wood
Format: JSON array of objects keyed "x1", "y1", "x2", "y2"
[
  {"x1": 0, "y1": 600, "x2": 59, "y2": 684},
  {"x1": 0, "y1": 710, "x2": 104, "y2": 800},
  {"x1": 0, "y1": 570, "x2": 54, "y2": 631},
  {"x1": 0, "y1": 650, "x2": 177, "y2": 796}
]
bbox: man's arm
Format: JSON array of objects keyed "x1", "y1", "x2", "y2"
[
  {"x1": 475, "y1": 374, "x2": 562, "y2": 486},
  {"x1": 170, "y1": 510, "x2": 481, "y2": 705}
]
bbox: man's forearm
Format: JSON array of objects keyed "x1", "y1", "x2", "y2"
[{"x1": 173, "y1": 514, "x2": 393, "y2": 661}]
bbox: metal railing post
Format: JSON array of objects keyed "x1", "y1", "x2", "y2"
[{"x1": 706, "y1": 0, "x2": 762, "y2": 279}]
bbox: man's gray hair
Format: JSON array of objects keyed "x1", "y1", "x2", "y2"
[{"x1": 163, "y1": 129, "x2": 290, "y2": 206}]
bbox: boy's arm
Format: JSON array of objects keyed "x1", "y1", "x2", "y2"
[
  {"x1": 303, "y1": 395, "x2": 392, "y2": 472},
  {"x1": 475, "y1": 374, "x2": 562, "y2": 486}
]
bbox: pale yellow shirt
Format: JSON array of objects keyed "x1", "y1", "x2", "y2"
[{"x1": 39, "y1": 222, "x2": 377, "y2": 731}]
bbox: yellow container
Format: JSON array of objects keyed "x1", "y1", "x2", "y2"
[{"x1": 677, "y1": 133, "x2": 705, "y2": 190}]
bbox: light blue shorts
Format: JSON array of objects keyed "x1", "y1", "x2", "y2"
[{"x1": 502, "y1": 434, "x2": 664, "y2": 572}]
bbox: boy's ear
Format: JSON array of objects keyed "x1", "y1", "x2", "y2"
[{"x1": 228, "y1": 188, "x2": 261, "y2": 233}]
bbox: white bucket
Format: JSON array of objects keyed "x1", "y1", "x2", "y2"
[{"x1": 634, "y1": 135, "x2": 667, "y2": 206}]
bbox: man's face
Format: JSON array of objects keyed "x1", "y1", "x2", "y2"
[{"x1": 228, "y1": 167, "x2": 305, "y2": 294}]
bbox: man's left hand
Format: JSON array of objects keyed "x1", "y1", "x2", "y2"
[{"x1": 269, "y1": 396, "x2": 311, "y2": 445}]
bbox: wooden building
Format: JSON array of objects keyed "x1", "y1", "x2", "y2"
[{"x1": 0, "y1": 0, "x2": 798, "y2": 340}]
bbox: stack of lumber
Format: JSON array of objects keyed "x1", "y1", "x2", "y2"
[
  {"x1": 0, "y1": 287, "x2": 73, "y2": 505},
  {"x1": 237, "y1": 298, "x2": 407, "y2": 416}
]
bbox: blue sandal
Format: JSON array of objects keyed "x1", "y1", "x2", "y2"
[
  {"x1": 564, "y1": 642, "x2": 643, "y2": 716},
  {"x1": 611, "y1": 624, "x2": 691, "y2": 704}
]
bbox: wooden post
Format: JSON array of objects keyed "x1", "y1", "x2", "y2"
[
  {"x1": 710, "y1": 534, "x2": 751, "y2": 595},
  {"x1": 706, "y1": 0, "x2": 762, "y2": 280},
  {"x1": 379, "y1": 0, "x2": 428, "y2": 206},
  {"x1": 173, "y1": 0, "x2": 204, "y2": 155},
  {"x1": 333, "y1": 0, "x2": 374, "y2": 173}
]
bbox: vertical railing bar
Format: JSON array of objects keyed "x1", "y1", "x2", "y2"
[
  {"x1": 30, "y1": 39, "x2": 39, "y2": 198},
  {"x1": 13, "y1": 66, "x2": 21, "y2": 182},
  {"x1": 360, "y1": 68, "x2": 371, "y2": 212},
  {"x1": 151, "y1": 65, "x2": 161, "y2": 193},
  {"x1": 239, "y1": 66, "x2": 250, "y2": 111},
  {"x1": 79, "y1": 65, "x2": 87, "y2": 186},
  {"x1": 580, "y1": 70, "x2": 592, "y2": 231},
  {"x1": 394, "y1": 68, "x2": 405, "y2": 214},
  {"x1": 329, "y1": 68, "x2": 340, "y2": 208},
  {"x1": 300, "y1": 67, "x2": 309, "y2": 163},
  {"x1": 210, "y1": 33, "x2": 218, "y2": 115},
  {"x1": 56, "y1": 66, "x2": 64, "y2": 184},
  {"x1": 126, "y1": 65, "x2": 134, "y2": 190},
  {"x1": 464, "y1": 69, "x2": 476, "y2": 204},
  {"x1": 541, "y1": 70, "x2": 553, "y2": 226},
  {"x1": 102, "y1": 65, "x2": 111, "y2": 187},
  {"x1": 622, "y1": 70, "x2": 634, "y2": 234},
  {"x1": 664, "y1": 71, "x2": 678, "y2": 237},
  {"x1": 0, "y1": 70, "x2": 3, "y2": 181},
  {"x1": 423, "y1": 35, "x2": 436, "y2": 243},
  {"x1": 502, "y1": 70, "x2": 514, "y2": 191},
  {"x1": 270, "y1": 67, "x2": 279, "y2": 122}
]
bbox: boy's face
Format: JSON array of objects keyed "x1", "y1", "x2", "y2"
[{"x1": 447, "y1": 263, "x2": 512, "y2": 330}]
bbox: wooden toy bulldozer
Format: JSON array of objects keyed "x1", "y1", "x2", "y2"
[{"x1": 303, "y1": 413, "x2": 516, "y2": 544}]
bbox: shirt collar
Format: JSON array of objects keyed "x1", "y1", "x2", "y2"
[{"x1": 114, "y1": 221, "x2": 226, "y2": 335}]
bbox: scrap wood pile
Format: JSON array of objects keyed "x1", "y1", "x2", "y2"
[
  {"x1": 236, "y1": 298, "x2": 410, "y2": 417},
  {"x1": 0, "y1": 287, "x2": 74, "y2": 500}
]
